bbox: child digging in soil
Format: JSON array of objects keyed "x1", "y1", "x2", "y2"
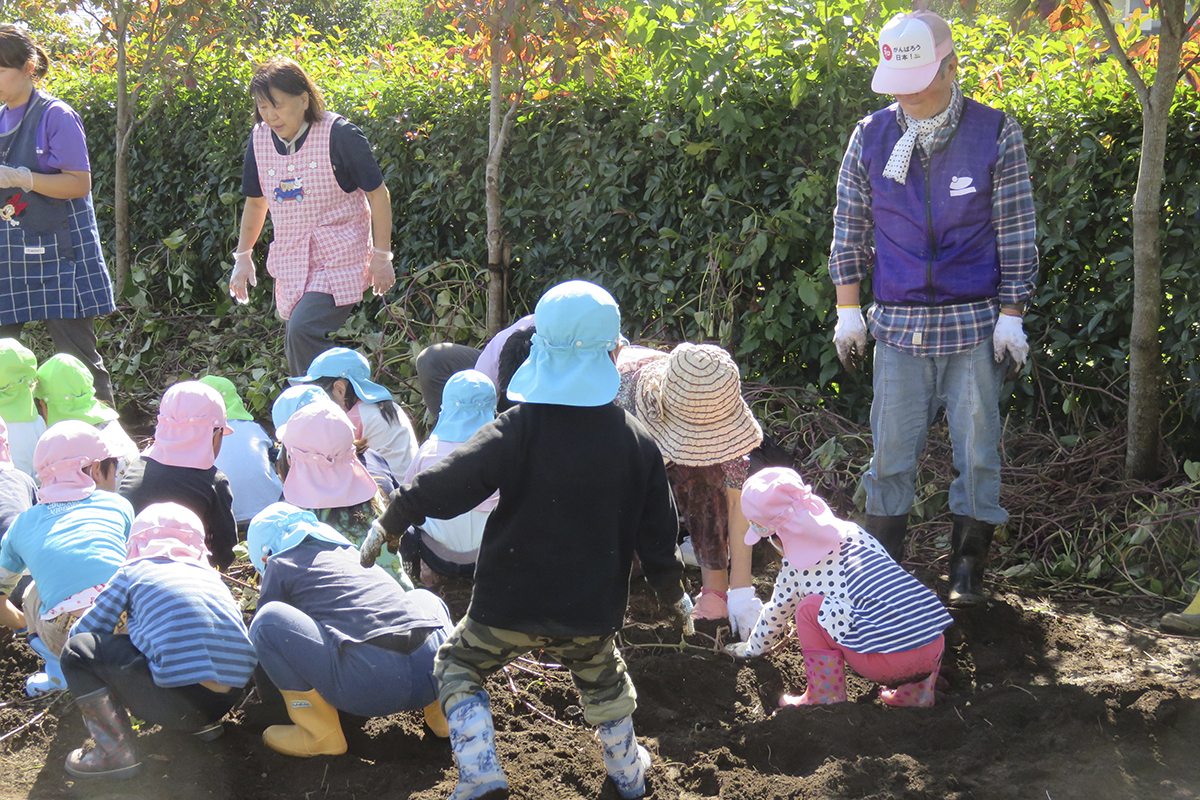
[
  {"x1": 119, "y1": 381, "x2": 238, "y2": 569},
  {"x1": 361, "y1": 280, "x2": 690, "y2": 800},
  {"x1": 400, "y1": 369, "x2": 499, "y2": 585},
  {"x1": 246, "y1": 502, "x2": 454, "y2": 757},
  {"x1": 59, "y1": 503, "x2": 257, "y2": 779},
  {"x1": 726, "y1": 467, "x2": 952, "y2": 708},
  {"x1": 0, "y1": 420, "x2": 132, "y2": 695}
]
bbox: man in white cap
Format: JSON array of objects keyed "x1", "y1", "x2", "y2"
[{"x1": 828, "y1": 11, "x2": 1038, "y2": 608}]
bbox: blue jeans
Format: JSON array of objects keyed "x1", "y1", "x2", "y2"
[
  {"x1": 250, "y1": 589, "x2": 452, "y2": 717},
  {"x1": 864, "y1": 340, "x2": 1008, "y2": 524}
]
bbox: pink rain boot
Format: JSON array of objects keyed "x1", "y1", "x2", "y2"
[
  {"x1": 779, "y1": 649, "x2": 847, "y2": 706},
  {"x1": 879, "y1": 657, "x2": 941, "y2": 708}
]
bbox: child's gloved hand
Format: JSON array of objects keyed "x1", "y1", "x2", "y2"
[
  {"x1": 359, "y1": 521, "x2": 392, "y2": 568},
  {"x1": 665, "y1": 592, "x2": 695, "y2": 636},
  {"x1": 726, "y1": 586, "x2": 764, "y2": 642},
  {"x1": 724, "y1": 641, "x2": 751, "y2": 659}
]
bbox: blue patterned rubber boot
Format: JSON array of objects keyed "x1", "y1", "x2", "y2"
[
  {"x1": 446, "y1": 691, "x2": 508, "y2": 800},
  {"x1": 25, "y1": 635, "x2": 67, "y2": 696},
  {"x1": 596, "y1": 715, "x2": 651, "y2": 799},
  {"x1": 64, "y1": 689, "x2": 142, "y2": 779}
]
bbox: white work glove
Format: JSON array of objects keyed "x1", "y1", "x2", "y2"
[
  {"x1": 665, "y1": 592, "x2": 695, "y2": 636},
  {"x1": 228, "y1": 249, "x2": 257, "y2": 304},
  {"x1": 0, "y1": 165, "x2": 33, "y2": 191},
  {"x1": 726, "y1": 586, "x2": 763, "y2": 642},
  {"x1": 992, "y1": 313, "x2": 1029, "y2": 369},
  {"x1": 724, "y1": 641, "x2": 751, "y2": 659},
  {"x1": 833, "y1": 306, "x2": 868, "y2": 372},
  {"x1": 364, "y1": 247, "x2": 396, "y2": 296}
]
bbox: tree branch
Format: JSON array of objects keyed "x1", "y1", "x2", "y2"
[{"x1": 1086, "y1": 0, "x2": 1150, "y2": 103}]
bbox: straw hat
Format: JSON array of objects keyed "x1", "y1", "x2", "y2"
[{"x1": 634, "y1": 343, "x2": 762, "y2": 466}]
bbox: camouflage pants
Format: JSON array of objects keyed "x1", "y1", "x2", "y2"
[{"x1": 434, "y1": 616, "x2": 637, "y2": 726}]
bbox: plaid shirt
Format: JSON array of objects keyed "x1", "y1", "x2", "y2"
[{"x1": 829, "y1": 84, "x2": 1038, "y2": 357}]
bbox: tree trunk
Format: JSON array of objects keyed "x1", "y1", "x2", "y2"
[
  {"x1": 1125, "y1": 1, "x2": 1185, "y2": 479},
  {"x1": 112, "y1": 5, "x2": 131, "y2": 296},
  {"x1": 484, "y1": 26, "x2": 506, "y2": 337}
]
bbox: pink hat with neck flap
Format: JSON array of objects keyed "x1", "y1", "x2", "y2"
[
  {"x1": 741, "y1": 467, "x2": 843, "y2": 571},
  {"x1": 279, "y1": 402, "x2": 378, "y2": 510},
  {"x1": 143, "y1": 381, "x2": 233, "y2": 471},
  {"x1": 34, "y1": 419, "x2": 121, "y2": 503},
  {"x1": 126, "y1": 502, "x2": 210, "y2": 566}
]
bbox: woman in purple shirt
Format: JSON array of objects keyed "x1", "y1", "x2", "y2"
[{"x1": 0, "y1": 26, "x2": 115, "y2": 403}]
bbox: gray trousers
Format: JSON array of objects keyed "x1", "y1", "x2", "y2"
[
  {"x1": 0, "y1": 316, "x2": 113, "y2": 405},
  {"x1": 414, "y1": 343, "x2": 480, "y2": 423},
  {"x1": 285, "y1": 292, "x2": 355, "y2": 378}
]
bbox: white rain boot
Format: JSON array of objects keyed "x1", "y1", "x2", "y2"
[
  {"x1": 596, "y1": 715, "x2": 651, "y2": 799},
  {"x1": 446, "y1": 691, "x2": 507, "y2": 800}
]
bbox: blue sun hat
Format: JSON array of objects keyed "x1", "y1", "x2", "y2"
[
  {"x1": 289, "y1": 348, "x2": 392, "y2": 404},
  {"x1": 246, "y1": 502, "x2": 354, "y2": 575},
  {"x1": 271, "y1": 384, "x2": 333, "y2": 431},
  {"x1": 432, "y1": 369, "x2": 497, "y2": 443},
  {"x1": 505, "y1": 280, "x2": 622, "y2": 407}
]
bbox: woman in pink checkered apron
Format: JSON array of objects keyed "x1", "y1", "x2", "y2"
[{"x1": 229, "y1": 58, "x2": 395, "y2": 377}]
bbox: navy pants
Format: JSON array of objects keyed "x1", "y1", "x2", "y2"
[
  {"x1": 61, "y1": 633, "x2": 241, "y2": 730},
  {"x1": 250, "y1": 590, "x2": 452, "y2": 718}
]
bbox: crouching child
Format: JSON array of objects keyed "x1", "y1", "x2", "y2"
[
  {"x1": 59, "y1": 503, "x2": 257, "y2": 779},
  {"x1": 727, "y1": 467, "x2": 952, "y2": 708},
  {"x1": 361, "y1": 280, "x2": 690, "y2": 800}
]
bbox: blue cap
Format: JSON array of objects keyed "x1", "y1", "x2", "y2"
[
  {"x1": 246, "y1": 502, "x2": 354, "y2": 575},
  {"x1": 289, "y1": 348, "x2": 392, "y2": 404},
  {"x1": 431, "y1": 370, "x2": 496, "y2": 443},
  {"x1": 272, "y1": 384, "x2": 334, "y2": 431},
  {"x1": 505, "y1": 281, "x2": 622, "y2": 407}
]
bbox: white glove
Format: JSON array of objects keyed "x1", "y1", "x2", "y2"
[
  {"x1": 726, "y1": 586, "x2": 763, "y2": 642},
  {"x1": 992, "y1": 313, "x2": 1029, "y2": 368},
  {"x1": 833, "y1": 306, "x2": 868, "y2": 371},
  {"x1": 228, "y1": 250, "x2": 257, "y2": 304},
  {"x1": 0, "y1": 165, "x2": 33, "y2": 191},
  {"x1": 360, "y1": 521, "x2": 390, "y2": 568},
  {"x1": 667, "y1": 592, "x2": 695, "y2": 636},
  {"x1": 724, "y1": 641, "x2": 751, "y2": 659},
  {"x1": 363, "y1": 247, "x2": 396, "y2": 296}
]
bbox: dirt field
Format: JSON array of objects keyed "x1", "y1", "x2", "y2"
[{"x1": 2, "y1": 561, "x2": 1199, "y2": 800}]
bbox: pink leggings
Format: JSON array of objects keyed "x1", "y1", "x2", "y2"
[{"x1": 795, "y1": 595, "x2": 944, "y2": 685}]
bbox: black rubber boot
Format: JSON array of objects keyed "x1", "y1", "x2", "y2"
[
  {"x1": 947, "y1": 515, "x2": 995, "y2": 609},
  {"x1": 863, "y1": 514, "x2": 909, "y2": 563}
]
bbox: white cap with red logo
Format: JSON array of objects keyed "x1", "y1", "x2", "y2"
[{"x1": 871, "y1": 11, "x2": 955, "y2": 96}]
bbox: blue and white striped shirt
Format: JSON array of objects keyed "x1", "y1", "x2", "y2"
[
  {"x1": 69, "y1": 558, "x2": 257, "y2": 689},
  {"x1": 744, "y1": 525, "x2": 952, "y2": 656}
]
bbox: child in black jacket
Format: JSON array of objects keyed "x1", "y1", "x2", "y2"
[{"x1": 362, "y1": 280, "x2": 687, "y2": 800}]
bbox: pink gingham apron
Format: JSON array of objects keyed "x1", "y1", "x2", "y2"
[{"x1": 252, "y1": 115, "x2": 371, "y2": 320}]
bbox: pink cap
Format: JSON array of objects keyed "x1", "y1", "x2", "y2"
[
  {"x1": 126, "y1": 502, "x2": 210, "y2": 565},
  {"x1": 142, "y1": 381, "x2": 233, "y2": 470},
  {"x1": 741, "y1": 467, "x2": 841, "y2": 571},
  {"x1": 279, "y1": 402, "x2": 378, "y2": 510},
  {"x1": 871, "y1": 11, "x2": 955, "y2": 96},
  {"x1": 34, "y1": 419, "x2": 121, "y2": 503}
]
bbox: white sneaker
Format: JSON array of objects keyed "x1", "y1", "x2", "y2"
[{"x1": 679, "y1": 536, "x2": 699, "y2": 568}]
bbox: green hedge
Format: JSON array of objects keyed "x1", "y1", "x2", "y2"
[{"x1": 44, "y1": 20, "x2": 1200, "y2": 459}]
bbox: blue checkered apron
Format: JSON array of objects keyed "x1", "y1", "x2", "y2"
[{"x1": 0, "y1": 91, "x2": 114, "y2": 326}]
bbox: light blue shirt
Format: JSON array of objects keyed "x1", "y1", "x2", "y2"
[
  {"x1": 0, "y1": 491, "x2": 134, "y2": 616},
  {"x1": 214, "y1": 419, "x2": 283, "y2": 524}
]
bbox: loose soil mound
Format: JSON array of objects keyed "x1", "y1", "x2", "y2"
[{"x1": 3, "y1": 568, "x2": 1199, "y2": 800}]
